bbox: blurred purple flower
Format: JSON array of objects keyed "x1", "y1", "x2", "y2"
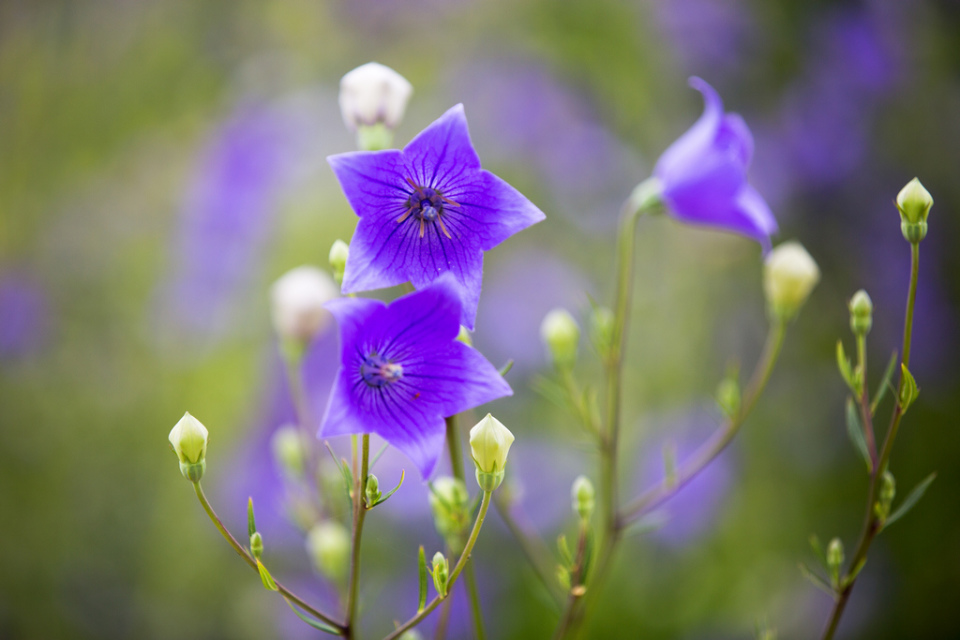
[
  {"x1": 651, "y1": 0, "x2": 755, "y2": 76},
  {"x1": 328, "y1": 104, "x2": 545, "y2": 329},
  {"x1": 0, "y1": 272, "x2": 50, "y2": 362},
  {"x1": 320, "y1": 276, "x2": 512, "y2": 477},
  {"x1": 654, "y1": 77, "x2": 777, "y2": 251}
]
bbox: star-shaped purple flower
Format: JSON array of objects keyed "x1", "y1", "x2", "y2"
[
  {"x1": 654, "y1": 77, "x2": 777, "y2": 250},
  {"x1": 328, "y1": 104, "x2": 546, "y2": 329},
  {"x1": 318, "y1": 275, "x2": 512, "y2": 477}
]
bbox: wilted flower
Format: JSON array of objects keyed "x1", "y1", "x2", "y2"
[
  {"x1": 339, "y1": 62, "x2": 413, "y2": 132},
  {"x1": 653, "y1": 77, "x2": 777, "y2": 250},
  {"x1": 328, "y1": 104, "x2": 545, "y2": 329},
  {"x1": 270, "y1": 266, "x2": 340, "y2": 346},
  {"x1": 763, "y1": 241, "x2": 820, "y2": 320},
  {"x1": 319, "y1": 275, "x2": 512, "y2": 477}
]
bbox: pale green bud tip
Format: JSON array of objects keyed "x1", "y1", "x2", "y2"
[
  {"x1": 306, "y1": 521, "x2": 351, "y2": 581},
  {"x1": 365, "y1": 473, "x2": 380, "y2": 505},
  {"x1": 329, "y1": 239, "x2": 349, "y2": 279},
  {"x1": 540, "y1": 308, "x2": 580, "y2": 366},
  {"x1": 571, "y1": 475, "x2": 595, "y2": 521},
  {"x1": 896, "y1": 178, "x2": 933, "y2": 225},
  {"x1": 169, "y1": 412, "x2": 208, "y2": 465},
  {"x1": 397, "y1": 631, "x2": 425, "y2": 640},
  {"x1": 250, "y1": 531, "x2": 264, "y2": 559},
  {"x1": 469, "y1": 414, "x2": 515, "y2": 475},
  {"x1": 271, "y1": 425, "x2": 305, "y2": 478},
  {"x1": 827, "y1": 538, "x2": 844, "y2": 569},
  {"x1": 271, "y1": 266, "x2": 339, "y2": 344},
  {"x1": 763, "y1": 241, "x2": 820, "y2": 320},
  {"x1": 848, "y1": 289, "x2": 873, "y2": 335},
  {"x1": 456, "y1": 325, "x2": 473, "y2": 347},
  {"x1": 431, "y1": 551, "x2": 449, "y2": 596}
]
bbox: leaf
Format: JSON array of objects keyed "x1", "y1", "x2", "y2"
[
  {"x1": 841, "y1": 558, "x2": 867, "y2": 588},
  {"x1": 370, "y1": 442, "x2": 390, "y2": 470},
  {"x1": 417, "y1": 546, "x2": 428, "y2": 613},
  {"x1": 557, "y1": 534, "x2": 573, "y2": 567},
  {"x1": 799, "y1": 562, "x2": 836, "y2": 598},
  {"x1": 257, "y1": 559, "x2": 278, "y2": 591},
  {"x1": 498, "y1": 359, "x2": 514, "y2": 377},
  {"x1": 845, "y1": 398, "x2": 872, "y2": 473},
  {"x1": 836, "y1": 340, "x2": 857, "y2": 394},
  {"x1": 370, "y1": 469, "x2": 405, "y2": 508},
  {"x1": 531, "y1": 375, "x2": 570, "y2": 411},
  {"x1": 809, "y1": 535, "x2": 828, "y2": 570},
  {"x1": 247, "y1": 497, "x2": 257, "y2": 538},
  {"x1": 324, "y1": 441, "x2": 353, "y2": 501},
  {"x1": 283, "y1": 597, "x2": 340, "y2": 635},
  {"x1": 898, "y1": 364, "x2": 919, "y2": 413},
  {"x1": 884, "y1": 473, "x2": 936, "y2": 528},
  {"x1": 870, "y1": 351, "x2": 898, "y2": 415}
]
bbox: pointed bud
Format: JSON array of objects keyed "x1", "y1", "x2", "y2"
[
  {"x1": 271, "y1": 425, "x2": 305, "y2": 479},
  {"x1": 469, "y1": 414, "x2": 514, "y2": 491},
  {"x1": 250, "y1": 531, "x2": 264, "y2": 559},
  {"x1": 763, "y1": 241, "x2": 820, "y2": 321},
  {"x1": 365, "y1": 473, "x2": 380, "y2": 507},
  {"x1": 271, "y1": 266, "x2": 339, "y2": 348},
  {"x1": 306, "y1": 521, "x2": 351, "y2": 582},
  {"x1": 848, "y1": 290, "x2": 873, "y2": 336},
  {"x1": 571, "y1": 475, "x2": 595, "y2": 522},
  {"x1": 456, "y1": 325, "x2": 473, "y2": 347},
  {"x1": 897, "y1": 178, "x2": 932, "y2": 243},
  {"x1": 169, "y1": 412, "x2": 208, "y2": 481},
  {"x1": 429, "y1": 476, "x2": 470, "y2": 547},
  {"x1": 329, "y1": 240, "x2": 349, "y2": 286},
  {"x1": 827, "y1": 537, "x2": 844, "y2": 585},
  {"x1": 875, "y1": 470, "x2": 896, "y2": 522},
  {"x1": 397, "y1": 632, "x2": 425, "y2": 640},
  {"x1": 541, "y1": 308, "x2": 580, "y2": 368},
  {"x1": 715, "y1": 373, "x2": 741, "y2": 419},
  {"x1": 339, "y1": 62, "x2": 413, "y2": 151},
  {"x1": 431, "y1": 551, "x2": 449, "y2": 597}
]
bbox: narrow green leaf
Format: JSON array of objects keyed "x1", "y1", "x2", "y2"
[
  {"x1": 799, "y1": 562, "x2": 836, "y2": 598},
  {"x1": 557, "y1": 534, "x2": 573, "y2": 567},
  {"x1": 836, "y1": 340, "x2": 856, "y2": 393},
  {"x1": 283, "y1": 597, "x2": 340, "y2": 635},
  {"x1": 898, "y1": 364, "x2": 919, "y2": 413},
  {"x1": 257, "y1": 559, "x2": 278, "y2": 591},
  {"x1": 531, "y1": 375, "x2": 570, "y2": 410},
  {"x1": 844, "y1": 398, "x2": 872, "y2": 473},
  {"x1": 870, "y1": 351, "x2": 898, "y2": 415},
  {"x1": 809, "y1": 535, "x2": 828, "y2": 570},
  {"x1": 324, "y1": 441, "x2": 353, "y2": 501},
  {"x1": 247, "y1": 497, "x2": 257, "y2": 538},
  {"x1": 370, "y1": 469, "x2": 405, "y2": 508},
  {"x1": 417, "y1": 546, "x2": 428, "y2": 613},
  {"x1": 498, "y1": 359, "x2": 514, "y2": 377},
  {"x1": 370, "y1": 442, "x2": 390, "y2": 470},
  {"x1": 884, "y1": 472, "x2": 936, "y2": 528}
]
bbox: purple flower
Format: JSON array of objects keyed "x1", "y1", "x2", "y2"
[
  {"x1": 328, "y1": 104, "x2": 545, "y2": 329},
  {"x1": 654, "y1": 78, "x2": 777, "y2": 250},
  {"x1": 0, "y1": 273, "x2": 50, "y2": 362},
  {"x1": 319, "y1": 275, "x2": 512, "y2": 477}
]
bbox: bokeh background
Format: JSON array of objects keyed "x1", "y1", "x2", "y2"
[{"x1": 2, "y1": 0, "x2": 959, "y2": 638}]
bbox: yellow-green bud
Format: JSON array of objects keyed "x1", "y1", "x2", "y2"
[
  {"x1": 329, "y1": 239, "x2": 349, "y2": 286},
  {"x1": 365, "y1": 473, "x2": 380, "y2": 506},
  {"x1": 397, "y1": 632, "x2": 425, "y2": 640},
  {"x1": 306, "y1": 521, "x2": 351, "y2": 582},
  {"x1": 431, "y1": 551, "x2": 449, "y2": 597},
  {"x1": 896, "y1": 177, "x2": 933, "y2": 227},
  {"x1": 876, "y1": 470, "x2": 896, "y2": 521},
  {"x1": 571, "y1": 475, "x2": 595, "y2": 522},
  {"x1": 250, "y1": 531, "x2": 264, "y2": 559},
  {"x1": 456, "y1": 325, "x2": 473, "y2": 347},
  {"x1": 469, "y1": 414, "x2": 515, "y2": 491},
  {"x1": 429, "y1": 477, "x2": 470, "y2": 545},
  {"x1": 540, "y1": 308, "x2": 580, "y2": 367},
  {"x1": 169, "y1": 412, "x2": 209, "y2": 481},
  {"x1": 848, "y1": 289, "x2": 873, "y2": 336},
  {"x1": 715, "y1": 375, "x2": 741, "y2": 419},
  {"x1": 271, "y1": 425, "x2": 305, "y2": 478},
  {"x1": 763, "y1": 241, "x2": 820, "y2": 321},
  {"x1": 827, "y1": 537, "x2": 844, "y2": 581}
]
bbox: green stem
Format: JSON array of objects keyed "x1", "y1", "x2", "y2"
[
  {"x1": 191, "y1": 482, "x2": 345, "y2": 633},
  {"x1": 821, "y1": 242, "x2": 920, "y2": 640},
  {"x1": 384, "y1": 492, "x2": 493, "y2": 640},
  {"x1": 552, "y1": 522, "x2": 590, "y2": 640},
  {"x1": 346, "y1": 434, "x2": 370, "y2": 640},
  {"x1": 492, "y1": 491, "x2": 564, "y2": 605}
]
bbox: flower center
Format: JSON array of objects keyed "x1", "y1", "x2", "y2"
[
  {"x1": 398, "y1": 179, "x2": 460, "y2": 239},
  {"x1": 360, "y1": 353, "x2": 403, "y2": 388}
]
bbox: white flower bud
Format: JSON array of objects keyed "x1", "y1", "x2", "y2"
[
  {"x1": 763, "y1": 241, "x2": 820, "y2": 320},
  {"x1": 169, "y1": 412, "x2": 209, "y2": 481},
  {"x1": 469, "y1": 414, "x2": 514, "y2": 491},
  {"x1": 270, "y1": 266, "x2": 339, "y2": 346},
  {"x1": 306, "y1": 521, "x2": 351, "y2": 582},
  {"x1": 896, "y1": 178, "x2": 933, "y2": 225},
  {"x1": 328, "y1": 239, "x2": 349, "y2": 286},
  {"x1": 429, "y1": 476, "x2": 470, "y2": 546},
  {"x1": 848, "y1": 289, "x2": 873, "y2": 336},
  {"x1": 540, "y1": 308, "x2": 580, "y2": 367},
  {"x1": 339, "y1": 62, "x2": 413, "y2": 132}
]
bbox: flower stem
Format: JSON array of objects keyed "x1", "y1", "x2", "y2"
[
  {"x1": 492, "y1": 491, "x2": 564, "y2": 606},
  {"x1": 345, "y1": 434, "x2": 370, "y2": 640},
  {"x1": 552, "y1": 522, "x2": 590, "y2": 640},
  {"x1": 384, "y1": 492, "x2": 493, "y2": 640},
  {"x1": 191, "y1": 481, "x2": 345, "y2": 633},
  {"x1": 820, "y1": 242, "x2": 920, "y2": 640}
]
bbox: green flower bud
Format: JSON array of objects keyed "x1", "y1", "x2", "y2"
[
  {"x1": 365, "y1": 473, "x2": 380, "y2": 507},
  {"x1": 329, "y1": 239, "x2": 349, "y2": 286},
  {"x1": 306, "y1": 521, "x2": 351, "y2": 582},
  {"x1": 876, "y1": 470, "x2": 896, "y2": 522},
  {"x1": 827, "y1": 537, "x2": 844, "y2": 583},
  {"x1": 271, "y1": 425, "x2": 305, "y2": 479},
  {"x1": 715, "y1": 375, "x2": 741, "y2": 419},
  {"x1": 848, "y1": 289, "x2": 873, "y2": 336},
  {"x1": 397, "y1": 631, "x2": 425, "y2": 640},
  {"x1": 897, "y1": 178, "x2": 933, "y2": 243},
  {"x1": 429, "y1": 477, "x2": 470, "y2": 545},
  {"x1": 169, "y1": 412, "x2": 208, "y2": 482},
  {"x1": 763, "y1": 241, "x2": 820, "y2": 321},
  {"x1": 540, "y1": 308, "x2": 580, "y2": 367},
  {"x1": 469, "y1": 414, "x2": 515, "y2": 491},
  {"x1": 250, "y1": 531, "x2": 264, "y2": 559},
  {"x1": 431, "y1": 551, "x2": 449, "y2": 597},
  {"x1": 571, "y1": 475, "x2": 595, "y2": 522}
]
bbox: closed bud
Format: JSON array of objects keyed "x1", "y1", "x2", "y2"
[
  {"x1": 469, "y1": 414, "x2": 515, "y2": 491},
  {"x1": 827, "y1": 537, "x2": 844, "y2": 582},
  {"x1": 271, "y1": 425, "x2": 305, "y2": 479},
  {"x1": 397, "y1": 632, "x2": 425, "y2": 640},
  {"x1": 169, "y1": 412, "x2": 208, "y2": 482},
  {"x1": 590, "y1": 306, "x2": 616, "y2": 361},
  {"x1": 271, "y1": 266, "x2": 339, "y2": 349},
  {"x1": 328, "y1": 240, "x2": 349, "y2": 286},
  {"x1": 306, "y1": 521, "x2": 351, "y2": 582},
  {"x1": 848, "y1": 289, "x2": 873, "y2": 336},
  {"x1": 896, "y1": 178, "x2": 933, "y2": 225},
  {"x1": 429, "y1": 477, "x2": 470, "y2": 546},
  {"x1": 763, "y1": 241, "x2": 820, "y2": 321},
  {"x1": 571, "y1": 475, "x2": 595, "y2": 522},
  {"x1": 339, "y1": 62, "x2": 413, "y2": 151},
  {"x1": 250, "y1": 531, "x2": 264, "y2": 559},
  {"x1": 365, "y1": 473, "x2": 380, "y2": 507},
  {"x1": 541, "y1": 308, "x2": 580, "y2": 367},
  {"x1": 431, "y1": 551, "x2": 449, "y2": 597},
  {"x1": 876, "y1": 470, "x2": 896, "y2": 521},
  {"x1": 716, "y1": 375, "x2": 741, "y2": 419}
]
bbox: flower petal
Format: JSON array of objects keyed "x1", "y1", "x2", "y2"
[
  {"x1": 405, "y1": 239, "x2": 483, "y2": 330},
  {"x1": 403, "y1": 341, "x2": 513, "y2": 418},
  {"x1": 325, "y1": 296, "x2": 385, "y2": 367},
  {"x1": 653, "y1": 77, "x2": 725, "y2": 184},
  {"x1": 446, "y1": 170, "x2": 546, "y2": 251},
  {"x1": 402, "y1": 104, "x2": 481, "y2": 190},
  {"x1": 369, "y1": 274, "x2": 464, "y2": 356}
]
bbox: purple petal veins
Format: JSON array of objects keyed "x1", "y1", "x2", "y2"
[{"x1": 328, "y1": 104, "x2": 546, "y2": 329}]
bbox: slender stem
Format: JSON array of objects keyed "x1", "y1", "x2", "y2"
[
  {"x1": 444, "y1": 414, "x2": 486, "y2": 640},
  {"x1": 385, "y1": 492, "x2": 493, "y2": 640},
  {"x1": 552, "y1": 522, "x2": 590, "y2": 640},
  {"x1": 821, "y1": 242, "x2": 920, "y2": 640},
  {"x1": 492, "y1": 492, "x2": 564, "y2": 605},
  {"x1": 191, "y1": 482, "x2": 345, "y2": 632},
  {"x1": 856, "y1": 334, "x2": 878, "y2": 467},
  {"x1": 346, "y1": 434, "x2": 370, "y2": 639}
]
